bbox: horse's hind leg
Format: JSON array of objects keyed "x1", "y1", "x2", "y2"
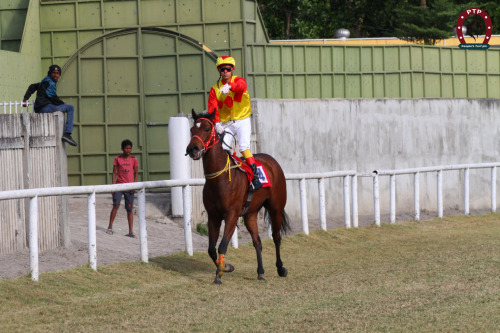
[
  {"x1": 244, "y1": 213, "x2": 265, "y2": 281},
  {"x1": 268, "y1": 209, "x2": 288, "y2": 277}
]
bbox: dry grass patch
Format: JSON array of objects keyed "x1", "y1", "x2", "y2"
[{"x1": 0, "y1": 214, "x2": 499, "y2": 332}]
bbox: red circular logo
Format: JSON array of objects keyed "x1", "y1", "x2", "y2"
[{"x1": 456, "y1": 8, "x2": 492, "y2": 44}]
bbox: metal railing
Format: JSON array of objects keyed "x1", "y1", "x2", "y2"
[
  {"x1": 372, "y1": 162, "x2": 500, "y2": 226},
  {"x1": 1, "y1": 162, "x2": 499, "y2": 281},
  {"x1": 1, "y1": 101, "x2": 34, "y2": 114},
  {"x1": 0, "y1": 170, "x2": 355, "y2": 282},
  {"x1": 0, "y1": 179, "x2": 204, "y2": 281},
  {"x1": 285, "y1": 171, "x2": 357, "y2": 235}
]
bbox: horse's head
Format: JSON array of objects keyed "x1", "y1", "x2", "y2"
[{"x1": 185, "y1": 109, "x2": 219, "y2": 160}]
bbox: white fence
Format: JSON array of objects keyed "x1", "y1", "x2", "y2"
[
  {"x1": 372, "y1": 162, "x2": 500, "y2": 226},
  {"x1": 286, "y1": 171, "x2": 357, "y2": 234},
  {"x1": 1, "y1": 101, "x2": 34, "y2": 114},
  {"x1": 0, "y1": 162, "x2": 498, "y2": 282}
]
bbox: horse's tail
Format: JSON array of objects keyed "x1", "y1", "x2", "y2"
[
  {"x1": 281, "y1": 211, "x2": 292, "y2": 235},
  {"x1": 264, "y1": 209, "x2": 292, "y2": 235}
]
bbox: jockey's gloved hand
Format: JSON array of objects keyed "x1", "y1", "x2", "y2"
[
  {"x1": 215, "y1": 122, "x2": 224, "y2": 134},
  {"x1": 221, "y1": 83, "x2": 231, "y2": 94}
]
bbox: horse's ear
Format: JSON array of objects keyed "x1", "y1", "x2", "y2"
[
  {"x1": 191, "y1": 109, "x2": 198, "y2": 120},
  {"x1": 208, "y1": 108, "x2": 217, "y2": 121}
]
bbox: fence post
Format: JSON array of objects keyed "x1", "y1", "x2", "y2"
[
  {"x1": 29, "y1": 196, "x2": 39, "y2": 282},
  {"x1": 373, "y1": 173, "x2": 380, "y2": 226},
  {"x1": 267, "y1": 218, "x2": 272, "y2": 238},
  {"x1": 138, "y1": 188, "x2": 148, "y2": 263},
  {"x1": 182, "y1": 185, "x2": 194, "y2": 256},
  {"x1": 492, "y1": 166, "x2": 497, "y2": 212},
  {"x1": 464, "y1": 168, "x2": 470, "y2": 215},
  {"x1": 437, "y1": 170, "x2": 443, "y2": 218},
  {"x1": 390, "y1": 174, "x2": 396, "y2": 224},
  {"x1": 351, "y1": 175, "x2": 358, "y2": 228},
  {"x1": 88, "y1": 192, "x2": 97, "y2": 271},
  {"x1": 318, "y1": 178, "x2": 326, "y2": 231},
  {"x1": 343, "y1": 175, "x2": 351, "y2": 228},
  {"x1": 22, "y1": 112, "x2": 32, "y2": 252},
  {"x1": 299, "y1": 178, "x2": 309, "y2": 235},
  {"x1": 414, "y1": 172, "x2": 420, "y2": 221}
]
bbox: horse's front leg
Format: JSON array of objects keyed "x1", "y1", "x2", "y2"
[
  {"x1": 213, "y1": 213, "x2": 238, "y2": 285},
  {"x1": 207, "y1": 216, "x2": 221, "y2": 268}
]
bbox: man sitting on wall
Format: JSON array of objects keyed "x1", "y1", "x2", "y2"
[{"x1": 23, "y1": 65, "x2": 77, "y2": 146}]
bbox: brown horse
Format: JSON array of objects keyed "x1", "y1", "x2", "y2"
[{"x1": 185, "y1": 110, "x2": 290, "y2": 284}]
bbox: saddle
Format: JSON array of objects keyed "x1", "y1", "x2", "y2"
[
  {"x1": 229, "y1": 152, "x2": 271, "y2": 216},
  {"x1": 230, "y1": 152, "x2": 272, "y2": 188}
]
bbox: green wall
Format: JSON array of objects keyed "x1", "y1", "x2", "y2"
[
  {"x1": 247, "y1": 44, "x2": 500, "y2": 99},
  {"x1": 39, "y1": 0, "x2": 267, "y2": 79},
  {"x1": 38, "y1": 0, "x2": 268, "y2": 185},
  {"x1": 0, "y1": 0, "x2": 28, "y2": 52},
  {"x1": 0, "y1": 0, "x2": 41, "y2": 102},
  {"x1": 34, "y1": 0, "x2": 500, "y2": 185}
]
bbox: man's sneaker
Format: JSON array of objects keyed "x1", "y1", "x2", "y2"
[{"x1": 62, "y1": 133, "x2": 77, "y2": 146}]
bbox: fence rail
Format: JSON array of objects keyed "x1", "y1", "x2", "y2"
[
  {"x1": 372, "y1": 162, "x2": 500, "y2": 226},
  {"x1": 285, "y1": 170, "x2": 357, "y2": 234},
  {"x1": 1, "y1": 101, "x2": 34, "y2": 114},
  {"x1": 1, "y1": 162, "x2": 499, "y2": 282}
]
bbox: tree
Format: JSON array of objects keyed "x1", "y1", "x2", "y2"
[
  {"x1": 256, "y1": 0, "x2": 500, "y2": 41},
  {"x1": 257, "y1": 0, "x2": 302, "y2": 40},
  {"x1": 394, "y1": 0, "x2": 458, "y2": 45},
  {"x1": 257, "y1": 0, "x2": 405, "y2": 40}
]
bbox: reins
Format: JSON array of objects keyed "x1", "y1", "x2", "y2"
[
  {"x1": 191, "y1": 117, "x2": 241, "y2": 180},
  {"x1": 204, "y1": 154, "x2": 242, "y2": 181}
]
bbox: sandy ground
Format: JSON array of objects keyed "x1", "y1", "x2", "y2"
[
  {"x1": 0, "y1": 192, "x2": 294, "y2": 279},
  {"x1": 0, "y1": 193, "x2": 211, "y2": 279},
  {"x1": 0, "y1": 191, "x2": 482, "y2": 280}
]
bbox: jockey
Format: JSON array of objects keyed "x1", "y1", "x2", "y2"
[{"x1": 208, "y1": 56, "x2": 262, "y2": 191}]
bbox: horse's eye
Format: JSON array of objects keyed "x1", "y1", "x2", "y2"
[{"x1": 204, "y1": 127, "x2": 210, "y2": 132}]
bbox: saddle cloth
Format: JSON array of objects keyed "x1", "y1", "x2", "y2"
[{"x1": 231, "y1": 153, "x2": 272, "y2": 188}]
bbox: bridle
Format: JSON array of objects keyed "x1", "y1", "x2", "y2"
[
  {"x1": 190, "y1": 117, "x2": 242, "y2": 181},
  {"x1": 190, "y1": 117, "x2": 219, "y2": 155}
]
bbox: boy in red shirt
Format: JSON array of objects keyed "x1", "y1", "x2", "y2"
[{"x1": 106, "y1": 139, "x2": 139, "y2": 238}]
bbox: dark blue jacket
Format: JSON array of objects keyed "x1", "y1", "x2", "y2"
[{"x1": 23, "y1": 76, "x2": 64, "y2": 112}]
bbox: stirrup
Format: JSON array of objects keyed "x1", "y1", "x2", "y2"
[{"x1": 250, "y1": 178, "x2": 263, "y2": 191}]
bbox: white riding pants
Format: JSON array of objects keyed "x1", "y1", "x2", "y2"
[{"x1": 222, "y1": 117, "x2": 251, "y2": 153}]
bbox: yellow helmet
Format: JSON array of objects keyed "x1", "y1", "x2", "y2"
[{"x1": 216, "y1": 56, "x2": 236, "y2": 69}]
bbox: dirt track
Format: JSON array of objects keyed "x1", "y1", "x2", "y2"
[
  {"x1": 0, "y1": 190, "x2": 474, "y2": 279},
  {"x1": 0, "y1": 193, "x2": 210, "y2": 279}
]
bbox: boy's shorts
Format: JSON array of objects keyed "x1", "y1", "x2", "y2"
[{"x1": 112, "y1": 191, "x2": 135, "y2": 211}]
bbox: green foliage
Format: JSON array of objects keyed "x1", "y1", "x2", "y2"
[
  {"x1": 394, "y1": 0, "x2": 458, "y2": 45},
  {"x1": 196, "y1": 221, "x2": 208, "y2": 236},
  {"x1": 257, "y1": 0, "x2": 500, "y2": 41}
]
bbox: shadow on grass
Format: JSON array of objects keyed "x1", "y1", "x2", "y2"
[{"x1": 150, "y1": 253, "x2": 214, "y2": 276}]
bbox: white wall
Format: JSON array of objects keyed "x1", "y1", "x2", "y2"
[{"x1": 252, "y1": 98, "x2": 500, "y2": 221}]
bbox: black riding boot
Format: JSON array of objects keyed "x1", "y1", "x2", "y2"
[{"x1": 249, "y1": 163, "x2": 263, "y2": 191}]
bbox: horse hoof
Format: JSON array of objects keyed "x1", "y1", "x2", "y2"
[
  {"x1": 213, "y1": 272, "x2": 223, "y2": 285},
  {"x1": 224, "y1": 263, "x2": 235, "y2": 273},
  {"x1": 257, "y1": 274, "x2": 266, "y2": 281},
  {"x1": 278, "y1": 267, "x2": 288, "y2": 277}
]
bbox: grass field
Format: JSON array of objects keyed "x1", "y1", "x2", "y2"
[{"x1": 1, "y1": 214, "x2": 499, "y2": 332}]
